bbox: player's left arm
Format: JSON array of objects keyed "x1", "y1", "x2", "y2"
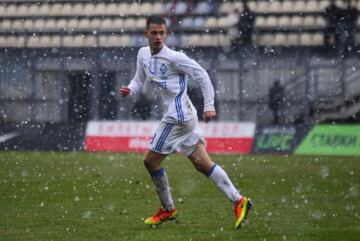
[
  {"x1": 173, "y1": 53, "x2": 216, "y2": 122},
  {"x1": 203, "y1": 110, "x2": 216, "y2": 123}
]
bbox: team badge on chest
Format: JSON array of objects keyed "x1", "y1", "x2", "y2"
[{"x1": 160, "y1": 64, "x2": 167, "y2": 76}]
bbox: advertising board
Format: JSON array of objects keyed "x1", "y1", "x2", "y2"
[
  {"x1": 84, "y1": 121, "x2": 256, "y2": 154},
  {"x1": 295, "y1": 125, "x2": 360, "y2": 156},
  {"x1": 253, "y1": 125, "x2": 309, "y2": 154},
  {"x1": 0, "y1": 123, "x2": 84, "y2": 151}
]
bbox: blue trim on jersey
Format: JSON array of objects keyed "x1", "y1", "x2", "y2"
[
  {"x1": 149, "y1": 57, "x2": 156, "y2": 75},
  {"x1": 154, "y1": 57, "x2": 158, "y2": 74},
  {"x1": 150, "y1": 167, "x2": 165, "y2": 177},
  {"x1": 175, "y1": 74, "x2": 185, "y2": 123},
  {"x1": 154, "y1": 123, "x2": 173, "y2": 152},
  {"x1": 206, "y1": 164, "x2": 218, "y2": 177}
]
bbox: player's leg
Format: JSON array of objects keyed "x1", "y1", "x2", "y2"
[
  {"x1": 143, "y1": 149, "x2": 167, "y2": 172},
  {"x1": 188, "y1": 142, "x2": 241, "y2": 202},
  {"x1": 143, "y1": 150, "x2": 177, "y2": 225},
  {"x1": 187, "y1": 142, "x2": 252, "y2": 229},
  {"x1": 144, "y1": 120, "x2": 180, "y2": 225},
  {"x1": 144, "y1": 150, "x2": 175, "y2": 211}
]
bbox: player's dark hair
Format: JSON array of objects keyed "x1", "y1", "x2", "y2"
[{"x1": 146, "y1": 15, "x2": 166, "y2": 29}]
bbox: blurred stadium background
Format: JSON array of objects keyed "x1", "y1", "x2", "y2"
[
  {"x1": 0, "y1": 0, "x2": 359, "y2": 153},
  {"x1": 0, "y1": 2, "x2": 359, "y2": 240}
]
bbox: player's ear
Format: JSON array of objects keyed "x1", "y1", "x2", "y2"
[{"x1": 144, "y1": 30, "x2": 148, "y2": 38}]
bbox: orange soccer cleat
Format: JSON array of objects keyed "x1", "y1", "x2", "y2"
[
  {"x1": 234, "y1": 196, "x2": 253, "y2": 229},
  {"x1": 144, "y1": 208, "x2": 178, "y2": 225}
]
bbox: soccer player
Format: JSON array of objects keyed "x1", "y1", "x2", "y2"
[{"x1": 119, "y1": 15, "x2": 252, "y2": 229}]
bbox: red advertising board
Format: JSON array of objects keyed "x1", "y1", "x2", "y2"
[{"x1": 84, "y1": 121, "x2": 255, "y2": 154}]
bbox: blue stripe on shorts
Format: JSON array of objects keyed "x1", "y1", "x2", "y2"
[{"x1": 154, "y1": 123, "x2": 173, "y2": 152}]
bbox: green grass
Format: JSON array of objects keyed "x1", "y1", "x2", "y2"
[{"x1": 0, "y1": 151, "x2": 359, "y2": 241}]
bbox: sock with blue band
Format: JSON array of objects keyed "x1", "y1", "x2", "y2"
[
  {"x1": 150, "y1": 167, "x2": 174, "y2": 211},
  {"x1": 207, "y1": 164, "x2": 242, "y2": 203}
]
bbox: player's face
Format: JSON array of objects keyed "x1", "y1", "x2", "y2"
[{"x1": 145, "y1": 23, "x2": 167, "y2": 54}]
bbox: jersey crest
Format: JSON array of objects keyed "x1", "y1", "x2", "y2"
[{"x1": 160, "y1": 64, "x2": 167, "y2": 76}]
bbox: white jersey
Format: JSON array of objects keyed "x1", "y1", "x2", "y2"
[{"x1": 127, "y1": 45, "x2": 215, "y2": 123}]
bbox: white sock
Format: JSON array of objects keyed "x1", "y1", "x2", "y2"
[
  {"x1": 207, "y1": 164, "x2": 242, "y2": 203},
  {"x1": 150, "y1": 167, "x2": 174, "y2": 211}
]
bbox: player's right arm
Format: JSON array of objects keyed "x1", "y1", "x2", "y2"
[
  {"x1": 119, "y1": 86, "x2": 131, "y2": 97},
  {"x1": 120, "y1": 49, "x2": 146, "y2": 97}
]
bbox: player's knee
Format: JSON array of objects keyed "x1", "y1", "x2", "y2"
[
  {"x1": 143, "y1": 159, "x2": 151, "y2": 170},
  {"x1": 144, "y1": 159, "x2": 157, "y2": 172}
]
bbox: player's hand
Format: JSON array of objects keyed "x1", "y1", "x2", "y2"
[
  {"x1": 203, "y1": 110, "x2": 216, "y2": 123},
  {"x1": 119, "y1": 86, "x2": 131, "y2": 97}
]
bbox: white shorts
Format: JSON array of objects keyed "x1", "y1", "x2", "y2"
[{"x1": 149, "y1": 117, "x2": 204, "y2": 156}]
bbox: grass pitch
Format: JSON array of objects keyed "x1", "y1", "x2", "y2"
[{"x1": 0, "y1": 151, "x2": 359, "y2": 241}]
